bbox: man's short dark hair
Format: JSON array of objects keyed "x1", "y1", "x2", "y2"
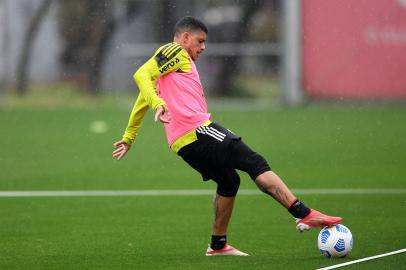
[{"x1": 174, "y1": 16, "x2": 208, "y2": 36}]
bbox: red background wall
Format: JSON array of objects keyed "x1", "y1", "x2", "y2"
[{"x1": 302, "y1": 0, "x2": 406, "y2": 99}]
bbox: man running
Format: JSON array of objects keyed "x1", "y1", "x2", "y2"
[{"x1": 113, "y1": 16, "x2": 342, "y2": 256}]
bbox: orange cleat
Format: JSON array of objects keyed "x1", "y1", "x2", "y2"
[
  {"x1": 296, "y1": 209, "x2": 342, "y2": 232},
  {"x1": 205, "y1": 244, "x2": 249, "y2": 256}
]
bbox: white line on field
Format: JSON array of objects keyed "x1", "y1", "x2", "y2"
[
  {"x1": 315, "y1": 248, "x2": 406, "y2": 270},
  {"x1": 0, "y1": 188, "x2": 405, "y2": 198}
]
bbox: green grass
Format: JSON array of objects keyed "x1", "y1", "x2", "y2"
[
  {"x1": 1, "y1": 104, "x2": 405, "y2": 190},
  {"x1": 1, "y1": 195, "x2": 405, "y2": 270},
  {"x1": 0, "y1": 101, "x2": 406, "y2": 269}
]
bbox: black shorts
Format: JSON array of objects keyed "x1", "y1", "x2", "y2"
[{"x1": 177, "y1": 122, "x2": 271, "y2": 183}]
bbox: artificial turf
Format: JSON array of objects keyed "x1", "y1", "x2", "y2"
[{"x1": 0, "y1": 103, "x2": 405, "y2": 269}]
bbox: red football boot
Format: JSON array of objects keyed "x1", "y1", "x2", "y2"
[
  {"x1": 205, "y1": 244, "x2": 249, "y2": 256},
  {"x1": 296, "y1": 209, "x2": 342, "y2": 232}
]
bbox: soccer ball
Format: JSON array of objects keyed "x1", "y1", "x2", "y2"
[{"x1": 317, "y1": 224, "x2": 353, "y2": 258}]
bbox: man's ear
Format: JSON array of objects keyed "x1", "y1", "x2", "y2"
[{"x1": 180, "y1": 32, "x2": 190, "y2": 43}]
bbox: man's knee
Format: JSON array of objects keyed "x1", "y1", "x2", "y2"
[
  {"x1": 216, "y1": 174, "x2": 240, "y2": 197},
  {"x1": 229, "y1": 140, "x2": 271, "y2": 180}
]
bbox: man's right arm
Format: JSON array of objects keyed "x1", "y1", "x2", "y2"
[
  {"x1": 121, "y1": 43, "x2": 190, "y2": 142},
  {"x1": 112, "y1": 94, "x2": 148, "y2": 160},
  {"x1": 122, "y1": 93, "x2": 149, "y2": 145},
  {"x1": 113, "y1": 43, "x2": 188, "y2": 159},
  {"x1": 133, "y1": 42, "x2": 188, "y2": 109},
  {"x1": 133, "y1": 57, "x2": 166, "y2": 111}
]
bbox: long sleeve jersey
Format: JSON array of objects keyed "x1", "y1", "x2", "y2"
[{"x1": 122, "y1": 42, "x2": 211, "y2": 151}]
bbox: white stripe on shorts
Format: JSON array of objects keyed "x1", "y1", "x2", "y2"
[
  {"x1": 208, "y1": 126, "x2": 226, "y2": 138},
  {"x1": 196, "y1": 126, "x2": 225, "y2": 142},
  {"x1": 196, "y1": 126, "x2": 223, "y2": 141},
  {"x1": 204, "y1": 126, "x2": 226, "y2": 140}
]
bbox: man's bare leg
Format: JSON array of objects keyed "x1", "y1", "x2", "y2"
[
  {"x1": 206, "y1": 193, "x2": 249, "y2": 256},
  {"x1": 255, "y1": 171, "x2": 296, "y2": 208},
  {"x1": 211, "y1": 171, "x2": 295, "y2": 236},
  {"x1": 212, "y1": 193, "x2": 235, "y2": 235},
  {"x1": 255, "y1": 170, "x2": 342, "y2": 231}
]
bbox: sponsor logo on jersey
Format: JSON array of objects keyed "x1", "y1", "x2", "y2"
[{"x1": 159, "y1": 57, "x2": 180, "y2": 74}]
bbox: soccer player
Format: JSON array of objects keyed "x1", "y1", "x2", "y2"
[{"x1": 113, "y1": 16, "x2": 342, "y2": 256}]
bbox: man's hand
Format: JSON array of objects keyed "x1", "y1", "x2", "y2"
[
  {"x1": 112, "y1": 140, "x2": 131, "y2": 160},
  {"x1": 154, "y1": 105, "x2": 172, "y2": 124}
]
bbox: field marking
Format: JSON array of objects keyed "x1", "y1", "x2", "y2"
[
  {"x1": 0, "y1": 188, "x2": 405, "y2": 198},
  {"x1": 315, "y1": 248, "x2": 406, "y2": 270}
]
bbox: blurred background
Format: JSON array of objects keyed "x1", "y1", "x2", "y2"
[
  {"x1": 0, "y1": 0, "x2": 282, "y2": 101},
  {"x1": 1, "y1": 0, "x2": 405, "y2": 103}
]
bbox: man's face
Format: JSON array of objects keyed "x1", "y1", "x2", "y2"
[{"x1": 182, "y1": 30, "x2": 207, "y2": 61}]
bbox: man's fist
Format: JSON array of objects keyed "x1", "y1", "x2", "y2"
[{"x1": 154, "y1": 105, "x2": 172, "y2": 123}]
